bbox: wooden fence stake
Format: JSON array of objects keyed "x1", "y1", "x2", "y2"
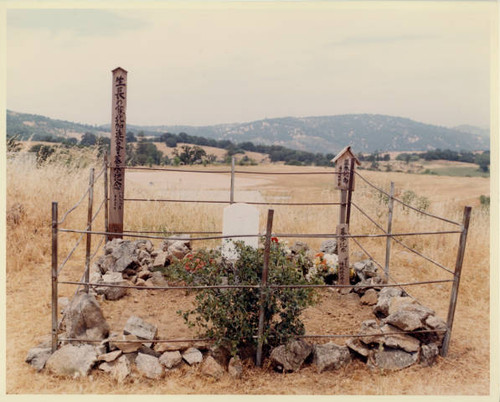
[
  {"x1": 256, "y1": 209, "x2": 274, "y2": 367},
  {"x1": 230, "y1": 156, "x2": 235, "y2": 204},
  {"x1": 84, "y1": 168, "x2": 95, "y2": 293},
  {"x1": 384, "y1": 182, "x2": 395, "y2": 281},
  {"x1": 337, "y1": 223, "x2": 350, "y2": 287},
  {"x1": 51, "y1": 202, "x2": 59, "y2": 353},
  {"x1": 441, "y1": 206, "x2": 472, "y2": 357},
  {"x1": 109, "y1": 67, "x2": 128, "y2": 239},
  {"x1": 103, "y1": 151, "x2": 109, "y2": 242},
  {"x1": 345, "y1": 158, "x2": 356, "y2": 225}
]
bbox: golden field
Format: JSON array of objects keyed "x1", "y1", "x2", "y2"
[{"x1": 5, "y1": 150, "x2": 493, "y2": 395}]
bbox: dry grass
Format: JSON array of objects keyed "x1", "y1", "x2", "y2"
[{"x1": 5, "y1": 153, "x2": 491, "y2": 395}]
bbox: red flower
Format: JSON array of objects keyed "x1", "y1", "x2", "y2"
[{"x1": 271, "y1": 237, "x2": 279, "y2": 243}]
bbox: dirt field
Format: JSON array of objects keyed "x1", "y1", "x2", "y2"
[{"x1": 5, "y1": 157, "x2": 492, "y2": 395}]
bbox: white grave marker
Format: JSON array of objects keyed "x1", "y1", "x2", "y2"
[{"x1": 222, "y1": 203, "x2": 260, "y2": 260}]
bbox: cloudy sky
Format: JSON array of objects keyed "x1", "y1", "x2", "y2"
[{"x1": 5, "y1": 2, "x2": 494, "y2": 128}]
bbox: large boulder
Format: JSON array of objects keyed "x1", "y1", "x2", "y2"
[
  {"x1": 135, "y1": 353, "x2": 164, "y2": 379},
  {"x1": 104, "y1": 239, "x2": 140, "y2": 273},
  {"x1": 63, "y1": 291, "x2": 110, "y2": 342},
  {"x1": 270, "y1": 340, "x2": 313, "y2": 372},
  {"x1": 45, "y1": 344, "x2": 97, "y2": 377},
  {"x1": 313, "y1": 342, "x2": 351, "y2": 373}
]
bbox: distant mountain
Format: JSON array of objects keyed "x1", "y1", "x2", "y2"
[
  {"x1": 7, "y1": 110, "x2": 489, "y2": 153},
  {"x1": 452, "y1": 124, "x2": 490, "y2": 138}
]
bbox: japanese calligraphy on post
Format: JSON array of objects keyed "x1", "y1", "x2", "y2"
[{"x1": 336, "y1": 223, "x2": 350, "y2": 285}]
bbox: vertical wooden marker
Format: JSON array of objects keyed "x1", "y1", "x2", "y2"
[
  {"x1": 109, "y1": 67, "x2": 127, "y2": 240},
  {"x1": 336, "y1": 223, "x2": 350, "y2": 286}
]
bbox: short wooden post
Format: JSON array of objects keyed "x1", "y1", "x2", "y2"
[
  {"x1": 84, "y1": 168, "x2": 95, "y2": 293},
  {"x1": 109, "y1": 67, "x2": 128, "y2": 239},
  {"x1": 384, "y1": 182, "x2": 395, "y2": 281},
  {"x1": 230, "y1": 156, "x2": 235, "y2": 204},
  {"x1": 51, "y1": 202, "x2": 59, "y2": 353},
  {"x1": 103, "y1": 151, "x2": 109, "y2": 242},
  {"x1": 441, "y1": 206, "x2": 472, "y2": 357},
  {"x1": 256, "y1": 209, "x2": 274, "y2": 367}
]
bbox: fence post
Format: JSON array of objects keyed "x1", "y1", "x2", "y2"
[
  {"x1": 230, "y1": 156, "x2": 235, "y2": 204},
  {"x1": 84, "y1": 168, "x2": 95, "y2": 293},
  {"x1": 384, "y1": 182, "x2": 395, "y2": 281},
  {"x1": 103, "y1": 151, "x2": 109, "y2": 242},
  {"x1": 256, "y1": 209, "x2": 274, "y2": 367},
  {"x1": 345, "y1": 158, "x2": 355, "y2": 225},
  {"x1": 51, "y1": 202, "x2": 59, "y2": 353},
  {"x1": 109, "y1": 67, "x2": 128, "y2": 239},
  {"x1": 441, "y1": 206, "x2": 472, "y2": 357}
]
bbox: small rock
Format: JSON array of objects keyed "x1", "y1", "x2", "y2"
[
  {"x1": 138, "y1": 345, "x2": 161, "y2": 358},
  {"x1": 270, "y1": 340, "x2": 312, "y2": 372},
  {"x1": 99, "y1": 355, "x2": 130, "y2": 382},
  {"x1": 145, "y1": 271, "x2": 169, "y2": 288},
  {"x1": 383, "y1": 310, "x2": 423, "y2": 331},
  {"x1": 320, "y1": 239, "x2": 338, "y2": 255},
  {"x1": 98, "y1": 350, "x2": 122, "y2": 362},
  {"x1": 153, "y1": 252, "x2": 170, "y2": 269},
  {"x1": 420, "y1": 343, "x2": 440, "y2": 367},
  {"x1": 345, "y1": 338, "x2": 370, "y2": 358},
  {"x1": 58, "y1": 297, "x2": 70, "y2": 314},
  {"x1": 201, "y1": 356, "x2": 225, "y2": 380},
  {"x1": 361, "y1": 289, "x2": 378, "y2": 306},
  {"x1": 123, "y1": 316, "x2": 158, "y2": 342},
  {"x1": 210, "y1": 345, "x2": 231, "y2": 368},
  {"x1": 359, "y1": 320, "x2": 384, "y2": 346},
  {"x1": 290, "y1": 241, "x2": 309, "y2": 254},
  {"x1": 159, "y1": 351, "x2": 183, "y2": 369},
  {"x1": 370, "y1": 348, "x2": 418, "y2": 370},
  {"x1": 154, "y1": 342, "x2": 190, "y2": 353},
  {"x1": 45, "y1": 344, "x2": 97, "y2": 377},
  {"x1": 228, "y1": 357, "x2": 243, "y2": 379},
  {"x1": 137, "y1": 249, "x2": 151, "y2": 263},
  {"x1": 137, "y1": 269, "x2": 152, "y2": 280},
  {"x1": 135, "y1": 353, "x2": 164, "y2": 379},
  {"x1": 353, "y1": 259, "x2": 378, "y2": 282},
  {"x1": 136, "y1": 278, "x2": 147, "y2": 287},
  {"x1": 97, "y1": 272, "x2": 128, "y2": 301},
  {"x1": 182, "y1": 348, "x2": 203, "y2": 365},
  {"x1": 25, "y1": 346, "x2": 52, "y2": 371},
  {"x1": 112, "y1": 334, "x2": 143, "y2": 354},
  {"x1": 313, "y1": 342, "x2": 351, "y2": 373},
  {"x1": 380, "y1": 324, "x2": 420, "y2": 353}
]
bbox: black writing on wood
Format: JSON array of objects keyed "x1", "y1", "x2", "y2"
[
  {"x1": 109, "y1": 67, "x2": 128, "y2": 239},
  {"x1": 337, "y1": 223, "x2": 350, "y2": 285}
]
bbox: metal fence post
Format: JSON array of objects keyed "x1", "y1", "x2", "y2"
[
  {"x1": 441, "y1": 206, "x2": 472, "y2": 357},
  {"x1": 230, "y1": 156, "x2": 235, "y2": 204},
  {"x1": 256, "y1": 209, "x2": 274, "y2": 367},
  {"x1": 84, "y1": 168, "x2": 95, "y2": 293},
  {"x1": 103, "y1": 151, "x2": 109, "y2": 242},
  {"x1": 51, "y1": 202, "x2": 59, "y2": 353},
  {"x1": 384, "y1": 182, "x2": 395, "y2": 281}
]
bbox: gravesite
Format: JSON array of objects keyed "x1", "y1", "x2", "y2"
[{"x1": 15, "y1": 68, "x2": 485, "y2": 394}]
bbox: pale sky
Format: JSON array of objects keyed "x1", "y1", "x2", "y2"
[{"x1": 5, "y1": 2, "x2": 495, "y2": 128}]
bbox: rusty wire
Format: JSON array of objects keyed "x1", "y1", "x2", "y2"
[
  {"x1": 117, "y1": 165, "x2": 341, "y2": 175},
  {"x1": 123, "y1": 197, "x2": 341, "y2": 206}
]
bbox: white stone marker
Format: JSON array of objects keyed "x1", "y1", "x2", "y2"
[{"x1": 222, "y1": 203, "x2": 260, "y2": 260}]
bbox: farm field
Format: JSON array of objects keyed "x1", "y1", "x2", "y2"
[{"x1": 5, "y1": 153, "x2": 492, "y2": 395}]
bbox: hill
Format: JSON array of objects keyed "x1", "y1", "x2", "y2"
[{"x1": 7, "y1": 110, "x2": 489, "y2": 153}]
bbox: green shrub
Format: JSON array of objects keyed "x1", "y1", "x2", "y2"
[{"x1": 164, "y1": 241, "x2": 319, "y2": 357}]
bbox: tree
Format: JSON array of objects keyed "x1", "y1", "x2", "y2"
[
  {"x1": 475, "y1": 151, "x2": 490, "y2": 172},
  {"x1": 80, "y1": 132, "x2": 97, "y2": 146},
  {"x1": 7, "y1": 135, "x2": 21, "y2": 152},
  {"x1": 174, "y1": 145, "x2": 207, "y2": 165},
  {"x1": 126, "y1": 132, "x2": 137, "y2": 143}
]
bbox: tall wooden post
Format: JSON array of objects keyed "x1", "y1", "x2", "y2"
[
  {"x1": 109, "y1": 67, "x2": 128, "y2": 240},
  {"x1": 103, "y1": 151, "x2": 109, "y2": 242},
  {"x1": 384, "y1": 182, "x2": 395, "y2": 281},
  {"x1": 256, "y1": 209, "x2": 274, "y2": 367},
  {"x1": 441, "y1": 206, "x2": 472, "y2": 357},
  {"x1": 51, "y1": 202, "x2": 59, "y2": 352},
  {"x1": 84, "y1": 168, "x2": 95, "y2": 293}
]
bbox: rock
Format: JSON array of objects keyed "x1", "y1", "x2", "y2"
[
  {"x1": 353, "y1": 259, "x2": 378, "y2": 282},
  {"x1": 137, "y1": 269, "x2": 152, "y2": 280},
  {"x1": 25, "y1": 346, "x2": 52, "y2": 371},
  {"x1": 182, "y1": 348, "x2": 203, "y2": 365},
  {"x1": 290, "y1": 241, "x2": 309, "y2": 255},
  {"x1": 420, "y1": 343, "x2": 440, "y2": 367},
  {"x1": 201, "y1": 356, "x2": 225, "y2": 380},
  {"x1": 159, "y1": 351, "x2": 183, "y2": 369},
  {"x1": 97, "y1": 272, "x2": 128, "y2": 301},
  {"x1": 383, "y1": 310, "x2": 424, "y2": 331},
  {"x1": 320, "y1": 239, "x2": 337, "y2": 255},
  {"x1": 168, "y1": 242, "x2": 191, "y2": 260},
  {"x1": 45, "y1": 344, "x2": 97, "y2": 377},
  {"x1": 123, "y1": 316, "x2": 158, "y2": 343},
  {"x1": 359, "y1": 320, "x2": 384, "y2": 346},
  {"x1": 94, "y1": 254, "x2": 115, "y2": 274},
  {"x1": 161, "y1": 234, "x2": 191, "y2": 251},
  {"x1": 99, "y1": 355, "x2": 130, "y2": 382},
  {"x1": 425, "y1": 315, "x2": 447, "y2": 331},
  {"x1": 370, "y1": 348, "x2": 418, "y2": 370},
  {"x1": 228, "y1": 357, "x2": 243, "y2": 379},
  {"x1": 313, "y1": 342, "x2": 351, "y2": 373},
  {"x1": 373, "y1": 287, "x2": 404, "y2": 316},
  {"x1": 193, "y1": 341, "x2": 211, "y2": 351},
  {"x1": 112, "y1": 334, "x2": 143, "y2": 354},
  {"x1": 345, "y1": 338, "x2": 370, "y2": 358},
  {"x1": 209, "y1": 345, "x2": 231, "y2": 368},
  {"x1": 380, "y1": 324, "x2": 420, "y2": 353},
  {"x1": 270, "y1": 340, "x2": 312, "y2": 372},
  {"x1": 138, "y1": 345, "x2": 161, "y2": 358},
  {"x1": 63, "y1": 291, "x2": 110, "y2": 342},
  {"x1": 94, "y1": 343, "x2": 107, "y2": 356},
  {"x1": 137, "y1": 249, "x2": 151, "y2": 263},
  {"x1": 155, "y1": 342, "x2": 190, "y2": 353},
  {"x1": 361, "y1": 289, "x2": 378, "y2": 306},
  {"x1": 134, "y1": 239, "x2": 154, "y2": 253},
  {"x1": 58, "y1": 297, "x2": 70, "y2": 314},
  {"x1": 97, "y1": 350, "x2": 122, "y2": 363},
  {"x1": 135, "y1": 353, "x2": 164, "y2": 379},
  {"x1": 145, "y1": 271, "x2": 169, "y2": 288},
  {"x1": 153, "y1": 252, "x2": 170, "y2": 269},
  {"x1": 383, "y1": 301, "x2": 434, "y2": 332},
  {"x1": 136, "y1": 278, "x2": 147, "y2": 287}
]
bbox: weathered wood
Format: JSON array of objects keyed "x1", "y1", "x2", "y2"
[
  {"x1": 109, "y1": 67, "x2": 128, "y2": 239},
  {"x1": 339, "y1": 190, "x2": 347, "y2": 225},
  {"x1": 345, "y1": 158, "x2": 356, "y2": 225},
  {"x1": 230, "y1": 156, "x2": 235, "y2": 204},
  {"x1": 337, "y1": 223, "x2": 350, "y2": 286},
  {"x1": 441, "y1": 206, "x2": 472, "y2": 357},
  {"x1": 51, "y1": 202, "x2": 58, "y2": 352},
  {"x1": 84, "y1": 168, "x2": 95, "y2": 293},
  {"x1": 103, "y1": 151, "x2": 109, "y2": 242},
  {"x1": 384, "y1": 182, "x2": 395, "y2": 281},
  {"x1": 256, "y1": 209, "x2": 274, "y2": 367}
]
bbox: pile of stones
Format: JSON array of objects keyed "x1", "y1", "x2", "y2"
[{"x1": 26, "y1": 238, "x2": 447, "y2": 379}]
